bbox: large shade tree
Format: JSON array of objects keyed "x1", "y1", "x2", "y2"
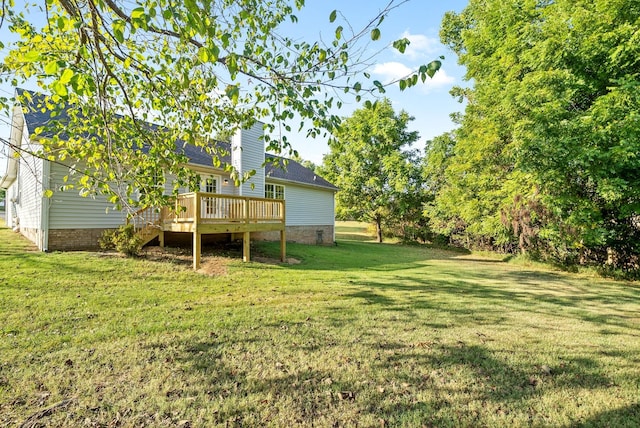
[
  {"x1": 320, "y1": 98, "x2": 422, "y2": 243},
  {"x1": 429, "y1": 0, "x2": 640, "y2": 269},
  {"x1": 0, "y1": 0, "x2": 441, "y2": 211}
]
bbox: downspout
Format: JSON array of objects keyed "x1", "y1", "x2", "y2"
[
  {"x1": 40, "y1": 159, "x2": 51, "y2": 251},
  {"x1": 333, "y1": 190, "x2": 337, "y2": 243},
  {"x1": 0, "y1": 107, "x2": 22, "y2": 189}
]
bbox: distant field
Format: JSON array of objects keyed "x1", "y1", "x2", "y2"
[
  {"x1": 1, "y1": 222, "x2": 639, "y2": 427},
  {"x1": 335, "y1": 220, "x2": 374, "y2": 241}
]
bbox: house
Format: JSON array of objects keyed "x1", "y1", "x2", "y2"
[{"x1": 0, "y1": 89, "x2": 337, "y2": 267}]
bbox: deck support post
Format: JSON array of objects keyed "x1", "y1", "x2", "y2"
[
  {"x1": 159, "y1": 230, "x2": 165, "y2": 248},
  {"x1": 280, "y1": 229, "x2": 286, "y2": 262},
  {"x1": 193, "y1": 232, "x2": 201, "y2": 270},
  {"x1": 243, "y1": 231, "x2": 250, "y2": 262},
  {"x1": 193, "y1": 193, "x2": 201, "y2": 270}
]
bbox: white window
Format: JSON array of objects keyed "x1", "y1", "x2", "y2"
[
  {"x1": 265, "y1": 183, "x2": 285, "y2": 200},
  {"x1": 200, "y1": 175, "x2": 220, "y2": 216},
  {"x1": 138, "y1": 170, "x2": 164, "y2": 200},
  {"x1": 200, "y1": 175, "x2": 219, "y2": 194}
]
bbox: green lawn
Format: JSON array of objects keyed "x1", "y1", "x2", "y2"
[{"x1": 1, "y1": 222, "x2": 639, "y2": 427}]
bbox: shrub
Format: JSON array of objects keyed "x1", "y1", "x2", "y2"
[
  {"x1": 99, "y1": 224, "x2": 142, "y2": 256},
  {"x1": 98, "y1": 229, "x2": 116, "y2": 251}
]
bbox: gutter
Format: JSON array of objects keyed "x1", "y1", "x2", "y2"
[
  {"x1": 0, "y1": 162, "x2": 17, "y2": 188},
  {"x1": 0, "y1": 105, "x2": 24, "y2": 189},
  {"x1": 265, "y1": 176, "x2": 339, "y2": 192}
]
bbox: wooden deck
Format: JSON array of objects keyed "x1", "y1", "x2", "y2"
[{"x1": 130, "y1": 192, "x2": 286, "y2": 269}]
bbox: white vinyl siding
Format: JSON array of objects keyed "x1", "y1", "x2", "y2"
[
  {"x1": 271, "y1": 181, "x2": 335, "y2": 226},
  {"x1": 13, "y1": 124, "x2": 43, "y2": 231},
  {"x1": 219, "y1": 176, "x2": 237, "y2": 195},
  {"x1": 48, "y1": 162, "x2": 127, "y2": 229},
  {"x1": 231, "y1": 122, "x2": 264, "y2": 198}
]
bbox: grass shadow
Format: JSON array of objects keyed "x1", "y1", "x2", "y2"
[{"x1": 569, "y1": 403, "x2": 640, "y2": 428}]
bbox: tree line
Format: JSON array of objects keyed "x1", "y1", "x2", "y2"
[{"x1": 321, "y1": 0, "x2": 640, "y2": 277}]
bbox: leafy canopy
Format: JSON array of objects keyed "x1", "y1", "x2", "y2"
[
  {"x1": 319, "y1": 98, "x2": 422, "y2": 242},
  {"x1": 430, "y1": 0, "x2": 640, "y2": 267},
  {"x1": 0, "y1": 0, "x2": 441, "y2": 212}
]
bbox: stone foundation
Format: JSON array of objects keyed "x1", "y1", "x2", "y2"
[
  {"x1": 48, "y1": 228, "x2": 115, "y2": 251},
  {"x1": 253, "y1": 225, "x2": 334, "y2": 245}
]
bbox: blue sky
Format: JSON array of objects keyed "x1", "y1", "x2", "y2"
[
  {"x1": 278, "y1": 0, "x2": 469, "y2": 163},
  {"x1": 0, "y1": 0, "x2": 469, "y2": 170}
]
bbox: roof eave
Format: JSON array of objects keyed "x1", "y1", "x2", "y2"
[{"x1": 265, "y1": 176, "x2": 338, "y2": 192}]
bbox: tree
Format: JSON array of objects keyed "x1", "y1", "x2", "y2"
[
  {"x1": 0, "y1": 0, "x2": 441, "y2": 213},
  {"x1": 319, "y1": 98, "x2": 422, "y2": 243},
  {"x1": 290, "y1": 153, "x2": 316, "y2": 173},
  {"x1": 435, "y1": 0, "x2": 640, "y2": 269}
]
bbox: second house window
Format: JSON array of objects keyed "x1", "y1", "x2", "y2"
[
  {"x1": 201, "y1": 175, "x2": 220, "y2": 216},
  {"x1": 265, "y1": 183, "x2": 285, "y2": 200},
  {"x1": 201, "y1": 176, "x2": 219, "y2": 194}
]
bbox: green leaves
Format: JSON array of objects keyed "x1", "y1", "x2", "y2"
[
  {"x1": 320, "y1": 99, "x2": 423, "y2": 242},
  {"x1": 396, "y1": 61, "x2": 441, "y2": 92},
  {"x1": 44, "y1": 61, "x2": 59, "y2": 74},
  {"x1": 21, "y1": 50, "x2": 41, "y2": 62},
  {"x1": 392, "y1": 38, "x2": 410, "y2": 54},
  {"x1": 112, "y1": 19, "x2": 126, "y2": 43},
  {"x1": 1, "y1": 0, "x2": 443, "y2": 220},
  {"x1": 225, "y1": 85, "x2": 240, "y2": 104},
  {"x1": 425, "y1": 60, "x2": 441, "y2": 78},
  {"x1": 131, "y1": 7, "x2": 145, "y2": 20},
  {"x1": 431, "y1": 0, "x2": 640, "y2": 268},
  {"x1": 199, "y1": 47, "x2": 214, "y2": 65},
  {"x1": 59, "y1": 68, "x2": 74, "y2": 85}
]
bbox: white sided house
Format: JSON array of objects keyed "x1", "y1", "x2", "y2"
[{"x1": 1, "y1": 90, "x2": 337, "y2": 266}]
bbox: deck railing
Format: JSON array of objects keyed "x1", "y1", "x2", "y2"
[
  {"x1": 129, "y1": 205, "x2": 163, "y2": 230},
  {"x1": 162, "y1": 192, "x2": 285, "y2": 225}
]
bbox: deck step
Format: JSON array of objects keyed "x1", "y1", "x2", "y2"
[{"x1": 136, "y1": 226, "x2": 161, "y2": 247}]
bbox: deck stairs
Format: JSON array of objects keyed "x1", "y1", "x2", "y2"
[{"x1": 129, "y1": 206, "x2": 163, "y2": 247}]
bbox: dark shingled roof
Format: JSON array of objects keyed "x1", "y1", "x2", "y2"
[
  {"x1": 265, "y1": 155, "x2": 337, "y2": 190},
  {"x1": 17, "y1": 88, "x2": 70, "y2": 137},
  {"x1": 15, "y1": 88, "x2": 337, "y2": 191},
  {"x1": 178, "y1": 141, "x2": 232, "y2": 167}
]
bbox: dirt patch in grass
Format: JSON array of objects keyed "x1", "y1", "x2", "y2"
[
  {"x1": 142, "y1": 246, "x2": 192, "y2": 264},
  {"x1": 141, "y1": 246, "x2": 231, "y2": 275},
  {"x1": 197, "y1": 256, "x2": 231, "y2": 276},
  {"x1": 140, "y1": 246, "x2": 299, "y2": 275}
]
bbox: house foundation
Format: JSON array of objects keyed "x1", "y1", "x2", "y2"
[
  {"x1": 252, "y1": 225, "x2": 334, "y2": 245},
  {"x1": 48, "y1": 228, "x2": 114, "y2": 250}
]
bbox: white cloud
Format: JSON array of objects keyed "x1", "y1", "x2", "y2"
[
  {"x1": 397, "y1": 31, "x2": 440, "y2": 60},
  {"x1": 426, "y1": 68, "x2": 456, "y2": 88},
  {"x1": 371, "y1": 62, "x2": 413, "y2": 83},
  {"x1": 371, "y1": 62, "x2": 455, "y2": 93}
]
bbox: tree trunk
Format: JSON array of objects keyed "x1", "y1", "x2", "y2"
[{"x1": 375, "y1": 218, "x2": 383, "y2": 243}]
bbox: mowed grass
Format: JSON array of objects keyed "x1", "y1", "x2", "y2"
[{"x1": 1, "y1": 222, "x2": 639, "y2": 427}]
